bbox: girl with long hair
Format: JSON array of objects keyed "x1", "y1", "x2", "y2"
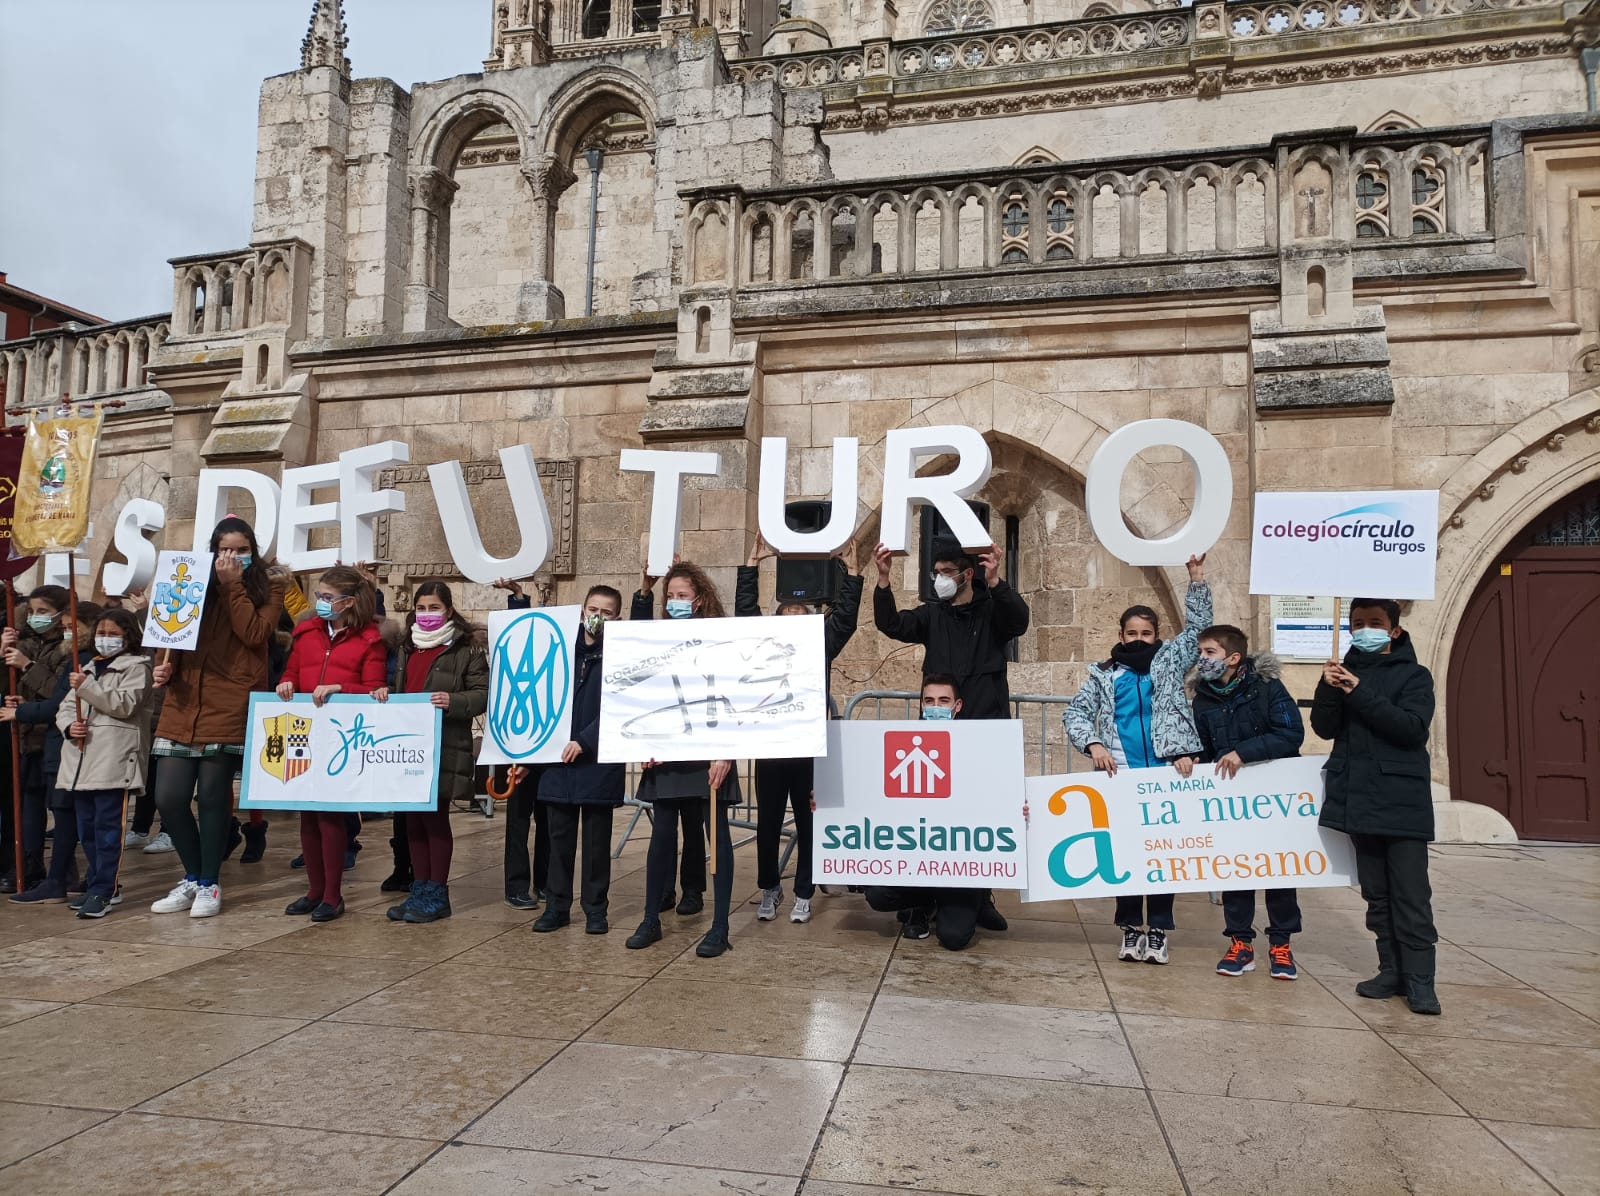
[
  {"x1": 277, "y1": 566, "x2": 386, "y2": 922},
  {"x1": 149, "y1": 517, "x2": 285, "y2": 919},
  {"x1": 625, "y1": 559, "x2": 740, "y2": 959},
  {"x1": 381, "y1": 581, "x2": 488, "y2": 924}
]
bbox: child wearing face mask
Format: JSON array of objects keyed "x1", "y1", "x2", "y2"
[
  {"x1": 1312, "y1": 598, "x2": 1441, "y2": 1017},
  {"x1": 379, "y1": 582, "x2": 488, "y2": 924},
  {"x1": 1191, "y1": 624, "x2": 1307, "y2": 981},
  {"x1": 736, "y1": 533, "x2": 864, "y2": 925},
  {"x1": 276, "y1": 566, "x2": 387, "y2": 923},
  {"x1": 53, "y1": 609, "x2": 152, "y2": 919},
  {"x1": 1064, "y1": 554, "x2": 1210, "y2": 965},
  {"x1": 626, "y1": 560, "x2": 741, "y2": 959},
  {"x1": 865, "y1": 675, "x2": 994, "y2": 950},
  {"x1": 0, "y1": 586, "x2": 77, "y2": 894}
]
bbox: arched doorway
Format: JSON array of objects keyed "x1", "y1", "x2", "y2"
[{"x1": 1448, "y1": 481, "x2": 1600, "y2": 841}]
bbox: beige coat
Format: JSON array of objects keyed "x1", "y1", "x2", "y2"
[{"x1": 55, "y1": 654, "x2": 153, "y2": 793}]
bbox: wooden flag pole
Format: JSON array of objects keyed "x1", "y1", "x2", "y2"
[
  {"x1": 66, "y1": 555, "x2": 82, "y2": 723},
  {"x1": 5, "y1": 585, "x2": 23, "y2": 887}
]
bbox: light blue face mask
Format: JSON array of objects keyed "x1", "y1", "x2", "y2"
[
  {"x1": 235, "y1": 554, "x2": 253, "y2": 571},
  {"x1": 314, "y1": 599, "x2": 336, "y2": 621},
  {"x1": 665, "y1": 599, "x2": 695, "y2": 620},
  {"x1": 26, "y1": 614, "x2": 56, "y2": 634},
  {"x1": 1350, "y1": 628, "x2": 1393, "y2": 653},
  {"x1": 921, "y1": 704, "x2": 954, "y2": 720}
]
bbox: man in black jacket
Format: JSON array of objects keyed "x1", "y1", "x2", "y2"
[
  {"x1": 736, "y1": 533, "x2": 864, "y2": 924},
  {"x1": 873, "y1": 533, "x2": 1029, "y2": 937},
  {"x1": 1311, "y1": 598, "x2": 1441, "y2": 1016}
]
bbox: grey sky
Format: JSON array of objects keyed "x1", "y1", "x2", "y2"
[{"x1": 0, "y1": 0, "x2": 484, "y2": 325}]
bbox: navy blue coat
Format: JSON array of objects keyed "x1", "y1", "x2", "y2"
[
  {"x1": 538, "y1": 633, "x2": 625, "y2": 807},
  {"x1": 1192, "y1": 653, "x2": 1304, "y2": 765},
  {"x1": 1311, "y1": 632, "x2": 1436, "y2": 841}
]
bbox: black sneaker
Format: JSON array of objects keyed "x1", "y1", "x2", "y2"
[
  {"x1": 290, "y1": 853, "x2": 306, "y2": 869},
  {"x1": 76, "y1": 894, "x2": 111, "y2": 919},
  {"x1": 904, "y1": 909, "x2": 932, "y2": 940},
  {"x1": 695, "y1": 930, "x2": 732, "y2": 958},
  {"x1": 504, "y1": 892, "x2": 539, "y2": 911},
  {"x1": 676, "y1": 891, "x2": 703, "y2": 916},
  {"x1": 585, "y1": 912, "x2": 609, "y2": 935},
  {"x1": 532, "y1": 909, "x2": 570, "y2": 933},
  {"x1": 10, "y1": 879, "x2": 68, "y2": 905}
]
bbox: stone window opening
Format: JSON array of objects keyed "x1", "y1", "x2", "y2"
[
  {"x1": 1082, "y1": 3, "x2": 1116, "y2": 17},
  {"x1": 257, "y1": 343, "x2": 271, "y2": 388},
  {"x1": 219, "y1": 276, "x2": 235, "y2": 332},
  {"x1": 1000, "y1": 194, "x2": 1029, "y2": 265},
  {"x1": 1355, "y1": 165, "x2": 1390, "y2": 238},
  {"x1": 1306, "y1": 264, "x2": 1327, "y2": 318},
  {"x1": 582, "y1": 0, "x2": 611, "y2": 39},
  {"x1": 1411, "y1": 160, "x2": 1445, "y2": 234},
  {"x1": 1044, "y1": 193, "x2": 1075, "y2": 260},
  {"x1": 694, "y1": 306, "x2": 711, "y2": 354},
  {"x1": 632, "y1": 0, "x2": 660, "y2": 32},
  {"x1": 192, "y1": 280, "x2": 207, "y2": 334},
  {"x1": 921, "y1": 0, "x2": 995, "y2": 36}
]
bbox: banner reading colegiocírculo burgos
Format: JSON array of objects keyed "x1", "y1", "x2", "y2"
[
  {"x1": 239, "y1": 693, "x2": 442, "y2": 813},
  {"x1": 1021, "y1": 757, "x2": 1355, "y2": 902},
  {"x1": 812, "y1": 719, "x2": 1028, "y2": 889}
]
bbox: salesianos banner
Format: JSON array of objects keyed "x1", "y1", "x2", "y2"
[{"x1": 812, "y1": 719, "x2": 1028, "y2": 889}]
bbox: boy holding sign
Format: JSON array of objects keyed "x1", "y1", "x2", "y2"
[
  {"x1": 1311, "y1": 599, "x2": 1441, "y2": 1017},
  {"x1": 1191, "y1": 625, "x2": 1307, "y2": 980}
]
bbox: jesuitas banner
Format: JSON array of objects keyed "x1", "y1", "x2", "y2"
[
  {"x1": 239, "y1": 693, "x2": 443, "y2": 812},
  {"x1": 1021, "y1": 757, "x2": 1356, "y2": 903},
  {"x1": 142, "y1": 551, "x2": 214, "y2": 652},
  {"x1": 812, "y1": 719, "x2": 1029, "y2": 890},
  {"x1": 11, "y1": 413, "x2": 102, "y2": 556},
  {"x1": 599, "y1": 614, "x2": 827, "y2": 764}
]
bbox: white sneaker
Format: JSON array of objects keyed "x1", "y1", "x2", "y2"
[
  {"x1": 151, "y1": 879, "x2": 198, "y2": 913},
  {"x1": 1144, "y1": 928, "x2": 1171, "y2": 965},
  {"x1": 123, "y1": 830, "x2": 148, "y2": 849},
  {"x1": 790, "y1": 897, "x2": 812, "y2": 923},
  {"x1": 189, "y1": 883, "x2": 222, "y2": 919},
  {"x1": 1117, "y1": 926, "x2": 1147, "y2": 963},
  {"x1": 143, "y1": 832, "x2": 175, "y2": 854},
  {"x1": 109, "y1": 885, "x2": 123, "y2": 906},
  {"x1": 757, "y1": 886, "x2": 783, "y2": 921}
]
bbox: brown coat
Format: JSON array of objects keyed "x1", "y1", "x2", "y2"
[{"x1": 156, "y1": 574, "x2": 285, "y2": 747}]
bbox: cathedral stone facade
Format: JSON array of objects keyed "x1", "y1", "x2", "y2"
[{"x1": 4, "y1": 0, "x2": 1599, "y2": 838}]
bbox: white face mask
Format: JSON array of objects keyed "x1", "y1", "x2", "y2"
[
  {"x1": 932, "y1": 573, "x2": 959, "y2": 601},
  {"x1": 95, "y1": 636, "x2": 124, "y2": 657}
]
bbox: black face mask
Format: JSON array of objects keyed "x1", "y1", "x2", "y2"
[{"x1": 1110, "y1": 639, "x2": 1161, "y2": 674}]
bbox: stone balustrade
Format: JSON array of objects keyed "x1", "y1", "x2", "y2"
[
  {"x1": 167, "y1": 239, "x2": 310, "y2": 339},
  {"x1": 681, "y1": 126, "x2": 1490, "y2": 289},
  {"x1": 0, "y1": 314, "x2": 171, "y2": 411},
  {"x1": 727, "y1": 0, "x2": 1563, "y2": 96}
]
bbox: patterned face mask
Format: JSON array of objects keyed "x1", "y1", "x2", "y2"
[{"x1": 1196, "y1": 656, "x2": 1229, "y2": 681}]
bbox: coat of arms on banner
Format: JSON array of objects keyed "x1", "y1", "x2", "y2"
[
  {"x1": 151, "y1": 560, "x2": 207, "y2": 638},
  {"x1": 260, "y1": 712, "x2": 314, "y2": 783}
]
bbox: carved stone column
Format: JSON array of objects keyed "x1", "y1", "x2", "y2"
[
  {"x1": 518, "y1": 154, "x2": 577, "y2": 321},
  {"x1": 403, "y1": 166, "x2": 460, "y2": 332}
]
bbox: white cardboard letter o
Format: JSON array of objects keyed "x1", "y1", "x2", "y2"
[{"x1": 1085, "y1": 419, "x2": 1233, "y2": 565}]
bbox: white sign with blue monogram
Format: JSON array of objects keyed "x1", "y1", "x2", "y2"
[{"x1": 476, "y1": 605, "x2": 583, "y2": 766}]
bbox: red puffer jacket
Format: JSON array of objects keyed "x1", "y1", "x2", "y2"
[{"x1": 281, "y1": 618, "x2": 387, "y2": 696}]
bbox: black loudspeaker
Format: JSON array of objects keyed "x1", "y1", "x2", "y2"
[
  {"x1": 917, "y1": 500, "x2": 992, "y2": 603},
  {"x1": 775, "y1": 500, "x2": 846, "y2": 605}
]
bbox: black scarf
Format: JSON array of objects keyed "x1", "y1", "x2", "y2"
[{"x1": 1109, "y1": 640, "x2": 1161, "y2": 674}]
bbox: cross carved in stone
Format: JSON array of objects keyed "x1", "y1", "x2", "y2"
[{"x1": 1298, "y1": 185, "x2": 1328, "y2": 237}]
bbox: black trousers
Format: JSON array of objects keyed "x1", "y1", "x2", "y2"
[
  {"x1": 1115, "y1": 893, "x2": 1176, "y2": 932},
  {"x1": 645, "y1": 799, "x2": 731, "y2": 935},
  {"x1": 1222, "y1": 888, "x2": 1302, "y2": 944},
  {"x1": 755, "y1": 757, "x2": 813, "y2": 898},
  {"x1": 546, "y1": 803, "x2": 614, "y2": 916},
  {"x1": 131, "y1": 755, "x2": 161, "y2": 836},
  {"x1": 865, "y1": 885, "x2": 984, "y2": 952},
  {"x1": 504, "y1": 769, "x2": 550, "y2": 899},
  {"x1": 1351, "y1": 833, "x2": 1437, "y2": 977},
  {"x1": 18, "y1": 753, "x2": 48, "y2": 883}
]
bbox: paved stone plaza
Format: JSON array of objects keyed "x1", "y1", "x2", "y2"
[{"x1": 0, "y1": 814, "x2": 1594, "y2": 1195}]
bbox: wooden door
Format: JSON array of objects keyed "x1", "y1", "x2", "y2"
[{"x1": 1448, "y1": 486, "x2": 1600, "y2": 841}]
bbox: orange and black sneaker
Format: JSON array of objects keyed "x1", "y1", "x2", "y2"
[
  {"x1": 1268, "y1": 941, "x2": 1299, "y2": 981},
  {"x1": 1216, "y1": 937, "x2": 1255, "y2": 976}
]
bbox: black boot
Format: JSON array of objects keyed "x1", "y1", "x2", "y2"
[
  {"x1": 222, "y1": 818, "x2": 244, "y2": 861},
  {"x1": 1355, "y1": 938, "x2": 1403, "y2": 999},
  {"x1": 380, "y1": 869, "x2": 414, "y2": 894},
  {"x1": 239, "y1": 821, "x2": 267, "y2": 864},
  {"x1": 1404, "y1": 974, "x2": 1442, "y2": 1016}
]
